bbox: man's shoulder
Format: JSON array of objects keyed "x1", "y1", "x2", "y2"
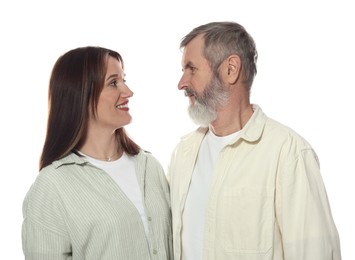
[
  {"x1": 264, "y1": 117, "x2": 313, "y2": 150},
  {"x1": 180, "y1": 126, "x2": 208, "y2": 141}
]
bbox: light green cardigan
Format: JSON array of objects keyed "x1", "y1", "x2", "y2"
[{"x1": 22, "y1": 151, "x2": 173, "y2": 260}]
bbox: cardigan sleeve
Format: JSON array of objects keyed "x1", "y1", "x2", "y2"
[{"x1": 22, "y1": 173, "x2": 72, "y2": 259}]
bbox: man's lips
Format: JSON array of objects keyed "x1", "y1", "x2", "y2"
[{"x1": 184, "y1": 89, "x2": 195, "y2": 97}]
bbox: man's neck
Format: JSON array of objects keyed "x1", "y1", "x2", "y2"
[{"x1": 210, "y1": 103, "x2": 253, "y2": 136}]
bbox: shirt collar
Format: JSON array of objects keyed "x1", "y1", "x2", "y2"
[
  {"x1": 51, "y1": 150, "x2": 147, "y2": 169},
  {"x1": 181, "y1": 104, "x2": 267, "y2": 145},
  {"x1": 239, "y1": 104, "x2": 267, "y2": 143},
  {"x1": 52, "y1": 152, "x2": 88, "y2": 169}
]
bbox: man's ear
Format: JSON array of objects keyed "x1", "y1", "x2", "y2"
[{"x1": 224, "y1": 55, "x2": 241, "y2": 84}]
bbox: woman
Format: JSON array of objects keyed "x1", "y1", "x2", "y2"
[{"x1": 22, "y1": 46, "x2": 173, "y2": 259}]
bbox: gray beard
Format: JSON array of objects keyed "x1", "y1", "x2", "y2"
[
  {"x1": 188, "y1": 75, "x2": 229, "y2": 127},
  {"x1": 188, "y1": 99, "x2": 217, "y2": 127}
]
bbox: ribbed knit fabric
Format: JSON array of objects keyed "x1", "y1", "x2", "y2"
[{"x1": 22, "y1": 151, "x2": 173, "y2": 260}]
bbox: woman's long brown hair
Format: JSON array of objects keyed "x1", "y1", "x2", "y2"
[{"x1": 39, "y1": 47, "x2": 140, "y2": 170}]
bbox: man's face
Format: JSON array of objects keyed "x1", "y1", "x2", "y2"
[
  {"x1": 186, "y1": 73, "x2": 229, "y2": 126},
  {"x1": 178, "y1": 35, "x2": 229, "y2": 126}
]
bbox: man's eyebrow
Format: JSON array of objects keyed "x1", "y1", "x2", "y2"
[{"x1": 183, "y1": 62, "x2": 196, "y2": 69}]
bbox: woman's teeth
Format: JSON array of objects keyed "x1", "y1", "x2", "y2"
[{"x1": 116, "y1": 104, "x2": 128, "y2": 109}]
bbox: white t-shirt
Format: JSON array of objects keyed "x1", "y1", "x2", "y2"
[
  {"x1": 182, "y1": 128, "x2": 240, "y2": 260},
  {"x1": 79, "y1": 152, "x2": 149, "y2": 235}
]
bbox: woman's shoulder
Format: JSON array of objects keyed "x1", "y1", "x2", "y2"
[
  {"x1": 135, "y1": 150, "x2": 165, "y2": 173},
  {"x1": 32, "y1": 152, "x2": 89, "y2": 191},
  {"x1": 137, "y1": 149, "x2": 158, "y2": 163}
]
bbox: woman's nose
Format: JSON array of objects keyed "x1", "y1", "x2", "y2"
[{"x1": 122, "y1": 84, "x2": 134, "y2": 97}]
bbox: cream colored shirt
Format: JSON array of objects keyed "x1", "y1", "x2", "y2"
[{"x1": 168, "y1": 105, "x2": 341, "y2": 260}]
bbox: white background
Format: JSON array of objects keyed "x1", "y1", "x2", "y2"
[{"x1": 1, "y1": 0, "x2": 354, "y2": 258}]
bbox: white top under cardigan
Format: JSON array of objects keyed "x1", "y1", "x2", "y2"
[{"x1": 79, "y1": 152, "x2": 149, "y2": 235}]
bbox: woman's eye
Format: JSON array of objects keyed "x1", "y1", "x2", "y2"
[
  {"x1": 110, "y1": 80, "x2": 118, "y2": 87},
  {"x1": 109, "y1": 78, "x2": 126, "y2": 87}
]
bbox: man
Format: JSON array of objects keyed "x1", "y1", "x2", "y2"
[{"x1": 168, "y1": 21, "x2": 341, "y2": 260}]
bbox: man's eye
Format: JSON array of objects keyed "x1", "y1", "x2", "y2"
[
  {"x1": 187, "y1": 64, "x2": 197, "y2": 72},
  {"x1": 188, "y1": 66, "x2": 197, "y2": 74},
  {"x1": 182, "y1": 66, "x2": 197, "y2": 73}
]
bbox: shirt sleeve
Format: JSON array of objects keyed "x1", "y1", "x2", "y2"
[
  {"x1": 22, "y1": 174, "x2": 72, "y2": 259},
  {"x1": 276, "y1": 148, "x2": 341, "y2": 259}
]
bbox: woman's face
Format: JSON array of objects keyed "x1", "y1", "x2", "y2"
[{"x1": 92, "y1": 56, "x2": 133, "y2": 133}]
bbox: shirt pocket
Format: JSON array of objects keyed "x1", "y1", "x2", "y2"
[{"x1": 220, "y1": 187, "x2": 274, "y2": 254}]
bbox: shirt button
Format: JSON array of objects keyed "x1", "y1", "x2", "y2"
[{"x1": 153, "y1": 249, "x2": 157, "y2": 254}]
